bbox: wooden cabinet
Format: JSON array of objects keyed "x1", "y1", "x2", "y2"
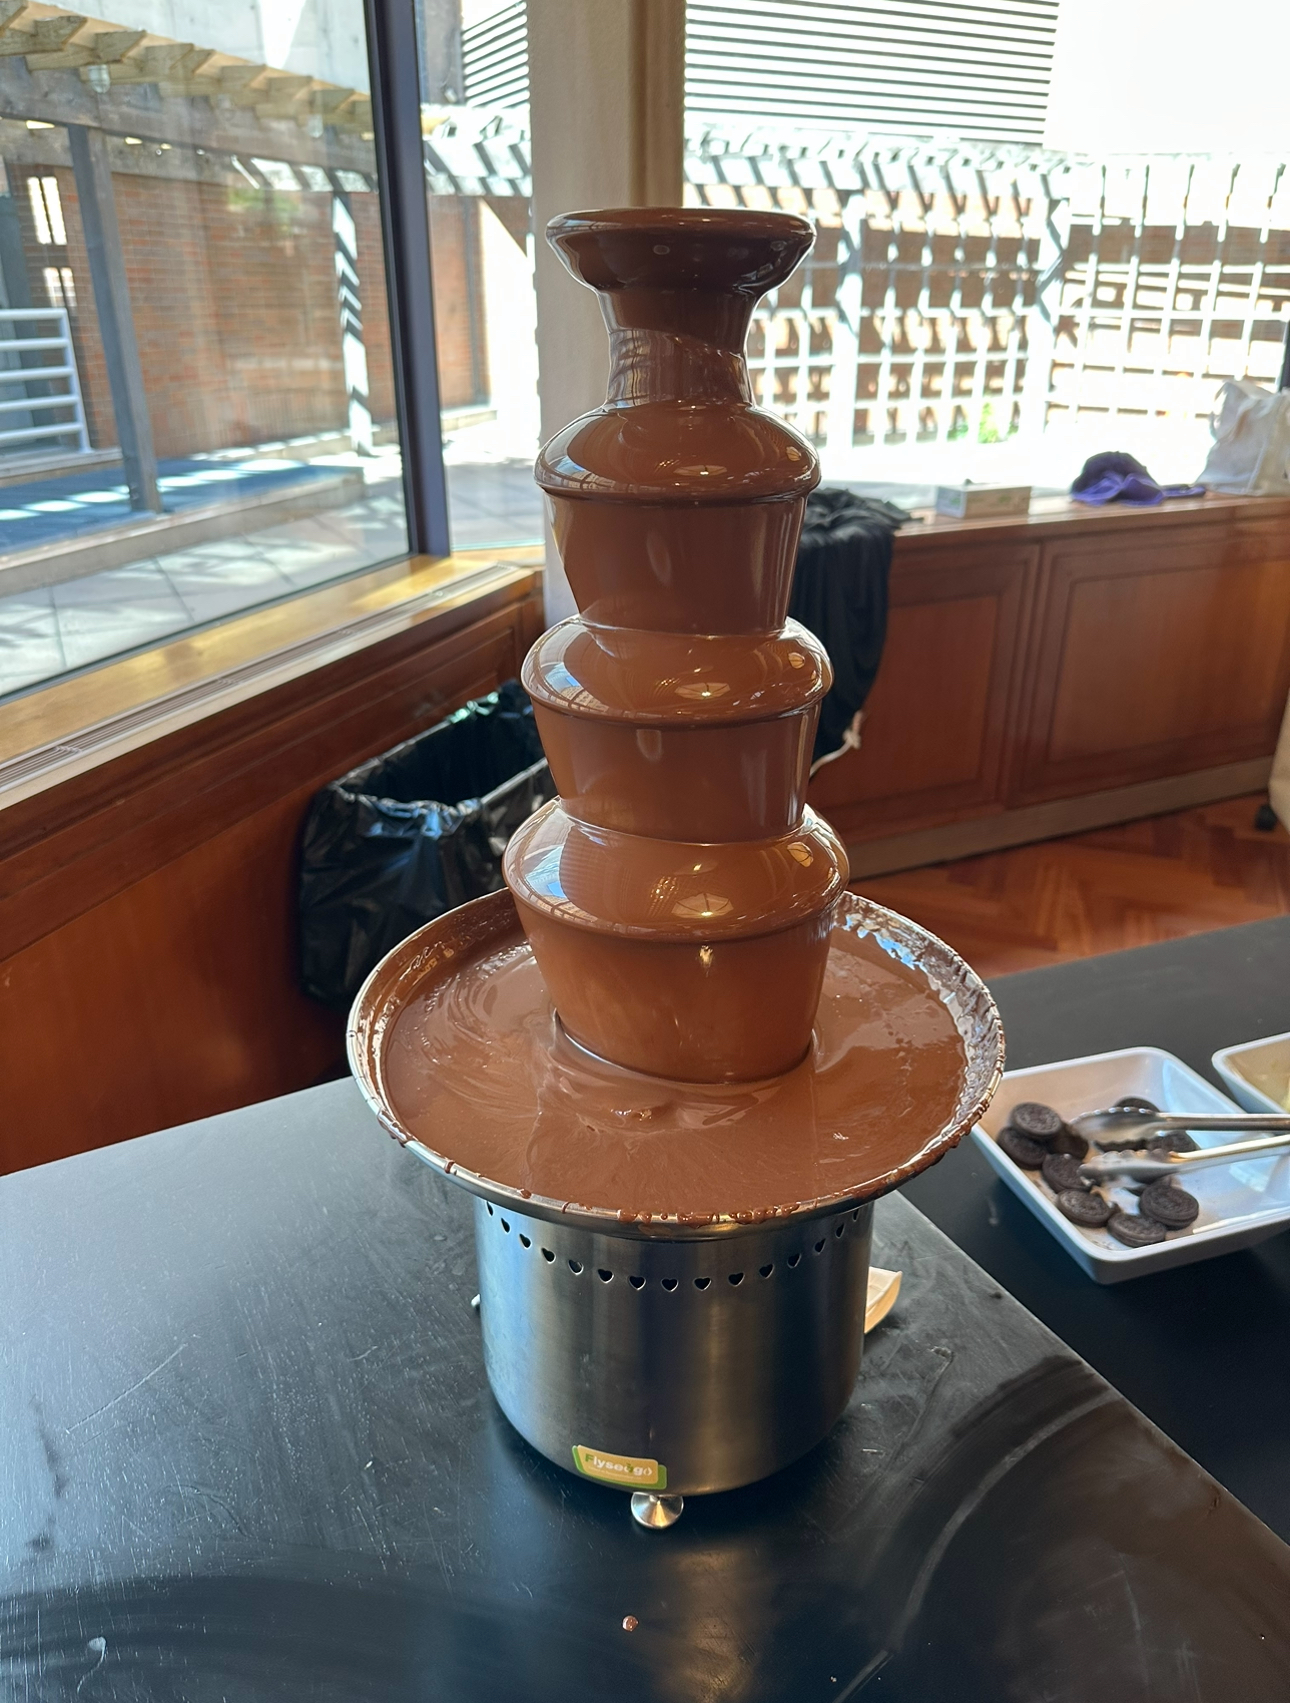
[
  {"x1": 810, "y1": 542, "x2": 1036, "y2": 841},
  {"x1": 1011, "y1": 518, "x2": 1290, "y2": 804},
  {"x1": 810, "y1": 497, "x2": 1290, "y2": 871},
  {"x1": 0, "y1": 565, "x2": 544, "y2": 1173}
]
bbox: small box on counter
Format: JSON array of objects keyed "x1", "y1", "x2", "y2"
[{"x1": 934, "y1": 483, "x2": 1032, "y2": 519}]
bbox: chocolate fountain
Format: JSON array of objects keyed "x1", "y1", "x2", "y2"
[{"x1": 349, "y1": 208, "x2": 1002, "y2": 1528}]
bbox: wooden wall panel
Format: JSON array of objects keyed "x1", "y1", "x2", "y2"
[
  {"x1": 809, "y1": 543, "x2": 1036, "y2": 842},
  {"x1": 1010, "y1": 525, "x2": 1290, "y2": 805},
  {"x1": 0, "y1": 796, "x2": 343, "y2": 1168},
  {"x1": 0, "y1": 577, "x2": 543, "y2": 1174}
]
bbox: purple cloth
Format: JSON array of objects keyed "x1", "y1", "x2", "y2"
[{"x1": 1071, "y1": 450, "x2": 1205, "y2": 506}]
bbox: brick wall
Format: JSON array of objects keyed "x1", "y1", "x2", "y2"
[
  {"x1": 429, "y1": 194, "x2": 488, "y2": 410},
  {"x1": 11, "y1": 164, "x2": 479, "y2": 460}
]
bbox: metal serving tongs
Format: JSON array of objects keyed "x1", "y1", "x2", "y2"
[{"x1": 1073, "y1": 1106, "x2": 1290, "y2": 1183}]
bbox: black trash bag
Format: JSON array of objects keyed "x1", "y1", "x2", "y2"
[
  {"x1": 788, "y1": 487, "x2": 906, "y2": 763},
  {"x1": 298, "y1": 681, "x2": 555, "y2": 1010}
]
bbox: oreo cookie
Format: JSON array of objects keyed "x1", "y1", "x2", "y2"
[
  {"x1": 1009, "y1": 1101, "x2": 1066, "y2": 1144},
  {"x1": 1041, "y1": 1152, "x2": 1086, "y2": 1194},
  {"x1": 1050, "y1": 1126, "x2": 1089, "y2": 1160},
  {"x1": 1107, "y1": 1209, "x2": 1167, "y2": 1247},
  {"x1": 1056, "y1": 1189, "x2": 1114, "y2": 1227},
  {"x1": 998, "y1": 1127, "x2": 1047, "y2": 1169},
  {"x1": 1114, "y1": 1095, "x2": 1159, "y2": 1114},
  {"x1": 1146, "y1": 1131, "x2": 1199, "y2": 1155},
  {"x1": 1140, "y1": 1179, "x2": 1200, "y2": 1228}
]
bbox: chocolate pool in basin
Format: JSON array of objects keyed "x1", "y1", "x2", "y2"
[{"x1": 349, "y1": 207, "x2": 1002, "y2": 1527}]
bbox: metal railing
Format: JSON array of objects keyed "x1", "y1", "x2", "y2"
[{"x1": 0, "y1": 306, "x2": 91, "y2": 456}]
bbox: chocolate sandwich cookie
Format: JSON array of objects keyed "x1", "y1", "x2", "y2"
[
  {"x1": 1140, "y1": 1178, "x2": 1200, "y2": 1228},
  {"x1": 1041, "y1": 1151, "x2": 1086, "y2": 1193},
  {"x1": 1107, "y1": 1209, "x2": 1167, "y2": 1247},
  {"x1": 997, "y1": 1127, "x2": 1047, "y2": 1169},
  {"x1": 1049, "y1": 1126, "x2": 1089, "y2": 1160},
  {"x1": 1056, "y1": 1188, "x2": 1114, "y2": 1227},
  {"x1": 1146, "y1": 1131, "x2": 1199, "y2": 1154},
  {"x1": 1114, "y1": 1095, "x2": 1159, "y2": 1114},
  {"x1": 1009, "y1": 1101, "x2": 1066, "y2": 1144}
]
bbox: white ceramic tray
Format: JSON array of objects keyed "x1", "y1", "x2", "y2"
[
  {"x1": 972, "y1": 1046, "x2": 1290, "y2": 1282},
  {"x1": 1213, "y1": 1030, "x2": 1290, "y2": 1115}
]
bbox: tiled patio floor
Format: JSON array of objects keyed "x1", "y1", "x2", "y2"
[
  {"x1": 0, "y1": 455, "x2": 357, "y2": 555},
  {"x1": 0, "y1": 457, "x2": 545, "y2": 703}
]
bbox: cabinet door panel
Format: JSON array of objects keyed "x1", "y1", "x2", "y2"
[
  {"x1": 0, "y1": 594, "x2": 540, "y2": 1172},
  {"x1": 1012, "y1": 527, "x2": 1290, "y2": 804},
  {"x1": 810, "y1": 544, "x2": 1036, "y2": 842}
]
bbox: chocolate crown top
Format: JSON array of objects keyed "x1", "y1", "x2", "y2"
[{"x1": 547, "y1": 207, "x2": 814, "y2": 352}]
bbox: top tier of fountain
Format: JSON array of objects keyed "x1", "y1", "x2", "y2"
[
  {"x1": 503, "y1": 209, "x2": 850, "y2": 1083},
  {"x1": 537, "y1": 207, "x2": 821, "y2": 634}
]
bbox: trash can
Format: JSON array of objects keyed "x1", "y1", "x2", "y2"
[{"x1": 299, "y1": 681, "x2": 555, "y2": 1010}]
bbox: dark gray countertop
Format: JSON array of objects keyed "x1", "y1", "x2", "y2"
[
  {"x1": 4, "y1": 940, "x2": 1290, "y2": 1703},
  {"x1": 907, "y1": 913, "x2": 1290, "y2": 1542}
]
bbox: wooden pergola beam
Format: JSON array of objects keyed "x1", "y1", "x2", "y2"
[
  {"x1": 0, "y1": 59, "x2": 376, "y2": 169},
  {"x1": 0, "y1": 1, "x2": 376, "y2": 155}
]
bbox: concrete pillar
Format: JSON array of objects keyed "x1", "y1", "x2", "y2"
[{"x1": 527, "y1": 0, "x2": 685, "y2": 622}]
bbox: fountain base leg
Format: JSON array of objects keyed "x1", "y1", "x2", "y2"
[{"x1": 631, "y1": 1492, "x2": 684, "y2": 1530}]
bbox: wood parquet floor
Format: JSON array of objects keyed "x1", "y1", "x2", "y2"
[{"x1": 855, "y1": 795, "x2": 1290, "y2": 979}]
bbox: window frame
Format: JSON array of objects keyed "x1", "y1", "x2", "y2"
[
  {"x1": 365, "y1": 0, "x2": 452, "y2": 558},
  {"x1": 0, "y1": 0, "x2": 475, "y2": 781}
]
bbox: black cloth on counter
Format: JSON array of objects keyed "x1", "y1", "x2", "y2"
[{"x1": 788, "y1": 487, "x2": 906, "y2": 762}]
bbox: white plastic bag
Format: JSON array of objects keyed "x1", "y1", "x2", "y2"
[{"x1": 1199, "y1": 380, "x2": 1290, "y2": 495}]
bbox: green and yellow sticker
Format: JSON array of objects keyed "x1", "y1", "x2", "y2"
[{"x1": 572, "y1": 1444, "x2": 667, "y2": 1490}]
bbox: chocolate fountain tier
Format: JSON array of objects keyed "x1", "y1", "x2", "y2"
[
  {"x1": 349, "y1": 887, "x2": 1003, "y2": 1233},
  {"x1": 524, "y1": 617, "x2": 830, "y2": 840},
  {"x1": 538, "y1": 208, "x2": 819, "y2": 636},
  {"x1": 504, "y1": 799, "x2": 846, "y2": 1080}
]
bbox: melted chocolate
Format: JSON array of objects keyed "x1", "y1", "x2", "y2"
[
  {"x1": 350, "y1": 209, "x2": 1002, "y2": 1226},
  {"x1": 509, "y1": 208, "x2": 845, "y2": 1082},
  {"x1": 379, "y1": 893, "x2": 967, "y2": 1223}
]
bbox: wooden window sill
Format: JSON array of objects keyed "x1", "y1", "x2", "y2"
[{"x1": 0, "y1": 545, "x2": 544, "y2": 806}]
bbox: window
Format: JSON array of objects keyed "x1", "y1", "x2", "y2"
[
  {"x1": 682, "y1": 0, "x2": 1290, "y2": 502},
  {"x1": 416, "y1": 0, "x2": 543, "y2": 550},
  {"x1": 0, "y1": 0, "x2": 411, "y2": 702}
]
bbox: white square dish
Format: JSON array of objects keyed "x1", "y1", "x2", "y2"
[
  {"x1": 972, "y1": 1046, "x2": 1290, "y2": 1282},
  {"x1": 1212, "y1": 1031, "x2": 1290, "y2": 1116}
]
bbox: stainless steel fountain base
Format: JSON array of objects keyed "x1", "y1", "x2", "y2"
[{"x1": 473, "y1": 1195, "x2": 874, "y2": 1497}]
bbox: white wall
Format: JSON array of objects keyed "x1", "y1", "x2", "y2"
[{"x1": 1045, "y1": 0, "x2": 1290, "y2": 155}]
